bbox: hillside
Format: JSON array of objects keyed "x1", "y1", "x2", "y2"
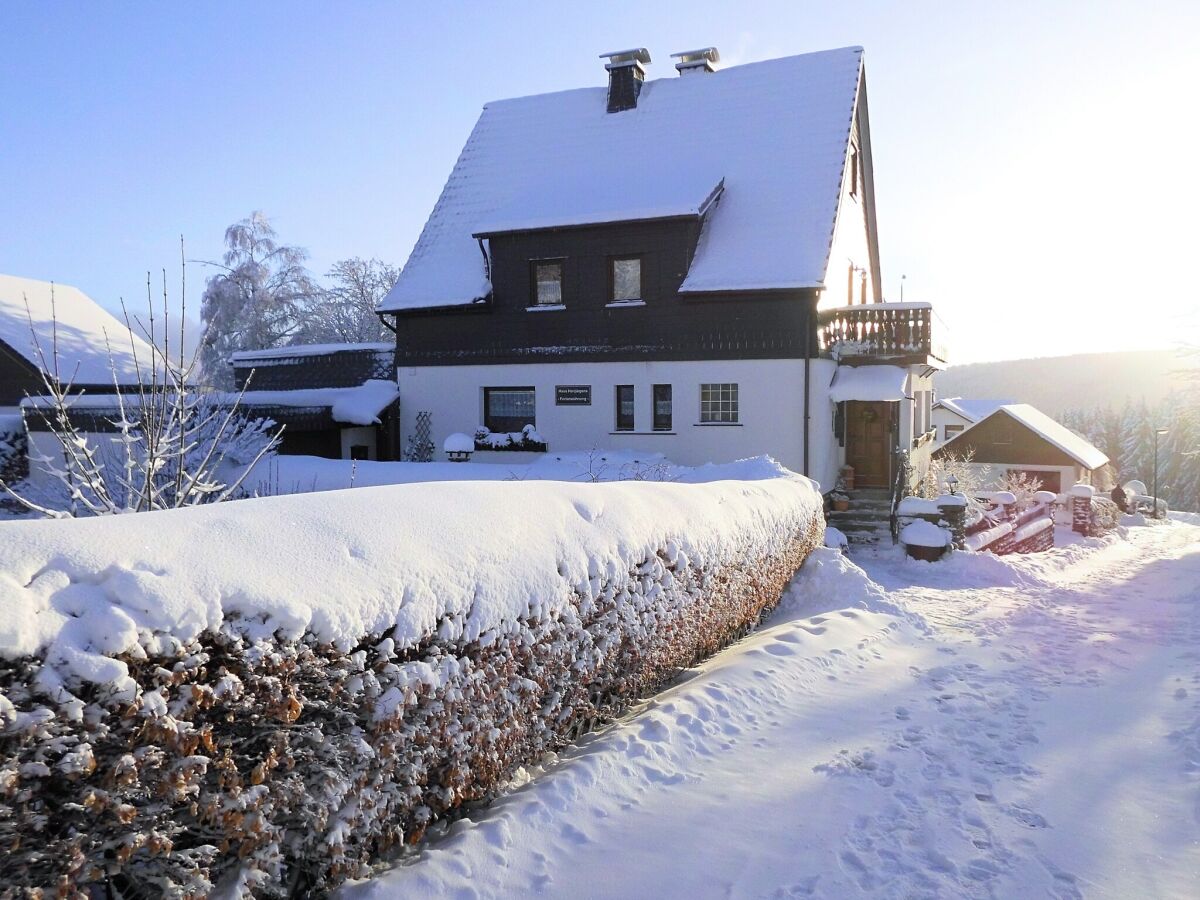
[{"x1": 935, "y1": 350, "x2": 1198, "y2": 415}]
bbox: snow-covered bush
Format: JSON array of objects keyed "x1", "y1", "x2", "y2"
[
  {"x1": 997, "y1": 470, "x2": 1044, "y2": 511},
  {"x1": 0, "y1": 415, "x2": 27, "y2": 487},
  {"x1": 474, "y1": 423, "x2": 547, "y2": 452},
  {"x1": 0, "y1": 475, "x2": 821, "y2": 896}
]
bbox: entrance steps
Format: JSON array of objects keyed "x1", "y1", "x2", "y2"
[{"x1": 826, "y1": 488, "x2": 894, "y2": 550}]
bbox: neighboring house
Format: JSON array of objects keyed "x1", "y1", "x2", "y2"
[
  {"x1": 931, "y1": 397, "x2": 1012, "y2": 446},
  {"x1": 932, "y1": 403, "x2": 1108, "y2": 493},
  {"x1": 376, "y1": 46, "x2": 947, "y2": 491},
  {"x1": 230, "y1": 343, "x2": 399, "y2": 460},
  {"x1": 1, "y1": 274, "x2": 153, "y2": 416}
]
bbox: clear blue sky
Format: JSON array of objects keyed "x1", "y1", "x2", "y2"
[{"x1": 2, "y1": 1, "x2": 1197, "y2": 363}]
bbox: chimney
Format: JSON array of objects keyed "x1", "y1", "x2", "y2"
[
  {"x1": 671, "y1": 47, "x2": 720, "y2": 75},
  {"x1": 600, "y1": 48, "x2": 651, "y2": 112}
]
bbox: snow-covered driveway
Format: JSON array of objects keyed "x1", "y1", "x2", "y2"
[{"x1": 346, "y1": 520, "x2": 1200, "y2": 899}]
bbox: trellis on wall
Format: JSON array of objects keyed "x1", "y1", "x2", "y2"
[{"x1": 404, "y1": 411, "x2": 434, "y2": 461}]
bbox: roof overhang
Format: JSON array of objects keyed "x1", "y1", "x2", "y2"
[{"x1": 829, "y1": 365, "x2": 908, "y2": 402}]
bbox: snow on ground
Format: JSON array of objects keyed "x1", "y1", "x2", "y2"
[
  {"x1": 345, "y1": 518, "x2": 1200, "y2": 899},
  {"x1": 248, "y1": 450, "x2": 793, "y2": 495}
]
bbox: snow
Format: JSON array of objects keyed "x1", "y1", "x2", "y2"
[
  {"x1": 828, "y1": 364, "x2": 908, "y2": 402},
  {"x1": 248, "y1": 450, "x2": 797, "y2": 495},
  {"x1": 896, "y1": 496, "x2": 939, "y2": 516},
  {"x1": 346, "y1": 519, "x2": 1200, "y2": 900},
  {"x1": 0, "y1": 458, "x2": 819, "y2": 688},
  {"x1": 472, "y1": 171, "x2": 724, "y2": 236},
  {"x1": 379, "y1": 47, "x2": 863, "y2": 311},
  {"x1": 230, "y1": 342, "x2": 393, "y2": 363},
  {"x1": 823, "y1": 525, "x2": 848, "y2": 551},
  {"x1": 900, "y1": 518, "x2": 949, "y2": 548},
  {"x1": 18, "y1": 379, "x2": 400, "y2": 426},
  {"x1": 442, "y1": 432, "x2": 474, "y2": 453},
  {"x1": 0, "y1": 273, "x2": 156, "y2": 385},
  {"x1": 952, "y1": 404, "x2": 1109, "y2": 471},
  {"x1": 1071, "y1": 483, "x2": 1096, "y2": 498},
  {"x1": 934, "y1": 396, "x2": 1013, "y2": 424},
  {"x1": 239, "y1": 380, "x2": 399, "y2": 426}
]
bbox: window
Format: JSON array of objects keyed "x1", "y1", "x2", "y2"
[
  {"x1": 615, "y1": 385, "x2": 635, "y2": 431},
  {"x1": 850, "y1": 146, "x2": 860, "y2": 197},
  {"x1": 349, "y1": 444, "x2": 370, "y2": 461},
  {"x1": 700, "y1": 383, "x2": 739, "y2": 424},
  {"x1": 610, "y1": 256, "x2": 642, "y2": 302},
  {"x1": 484, "y1": 387, "x2": 536, "y2": 433},
  {"x1": 653, "y1": 384, "x2": 672, "y2": 431},
  {"x1": 531, "y1": 260, "x2": 563, "y2": 307},
  {"x1": 944, "y1": 424, "x2": 963, "y2": 441}
]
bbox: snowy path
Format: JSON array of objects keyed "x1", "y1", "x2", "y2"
[{"x1": 344, "y1": 521, "x2": 1200, "y2": 899}]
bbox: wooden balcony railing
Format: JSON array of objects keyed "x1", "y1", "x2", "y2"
[{"x1": 818, "y1": 302, "x2": 949, "y2": 365}]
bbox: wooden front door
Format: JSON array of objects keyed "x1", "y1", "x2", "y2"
[{"x1": 845, "y1": 401, "x2": 894, "y2": 488}]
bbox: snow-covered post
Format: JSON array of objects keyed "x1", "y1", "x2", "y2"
[
  {"x1": 1071, "y1": 483, "x2": 1095, "y2": 535},
  {"x1": 936, "y1": 494, "x2": 967, "y2": 549}
]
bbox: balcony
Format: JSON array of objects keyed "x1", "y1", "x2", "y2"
[{"x1": 818, "y1": 302, "x2": 949, "y2": 367}]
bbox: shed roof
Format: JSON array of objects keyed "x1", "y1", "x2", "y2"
[
  {"x1": 941, "y1": 403, "x2": 1109, "y2": 470},
  {"x1": 379, "y1": 46, "x2": 865, "y2": 312},
  {"x1": 1, "y1": 274, "x2": 155, "y2": 386}
]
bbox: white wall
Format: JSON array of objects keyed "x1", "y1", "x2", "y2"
[
  {"x1": 397, "y1": 358, "x2": 841, "y2": 490},
  {"x1": 931, "y1": 406, "x2": 973, "y2": 446},
  {"x1": 819, "y1": 109, "x2": 876, "y2": 311},
  {"x1": 339, "y1": 426, "x2": 377, "y2": 460}
]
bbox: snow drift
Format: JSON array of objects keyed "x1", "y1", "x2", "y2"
[{"x1": 0, "y1": 468, "x2": 822, "y2": 896}]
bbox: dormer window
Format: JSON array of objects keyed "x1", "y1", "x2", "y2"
[
  {"x1": 610, "y1": 255, "x2": 642, "y2": 303},
  {"x1": 532, "y1": 259, "x2": 564, "y2": 307}
]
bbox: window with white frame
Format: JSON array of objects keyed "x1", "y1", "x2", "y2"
[
  {"x1": 610, "y1": 256, "x2": 642, "y2": 302},
  {"x1": 531, "y1": 259, "x2": 563, "y2": 306},
  {"x1": 700, "y1": 383, "x2": 739, "y2": 424}
]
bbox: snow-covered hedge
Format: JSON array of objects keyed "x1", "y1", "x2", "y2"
[{"x1": 0, "y1": 469, "x2": 821, "y2": 896}]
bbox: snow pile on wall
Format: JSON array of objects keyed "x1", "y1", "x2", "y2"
[{"x1": 0, "y1": 472, "x2": 822, "y2": 895}]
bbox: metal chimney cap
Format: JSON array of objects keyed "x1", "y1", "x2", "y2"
[
  {"x1": 600, "y1": 48, "x2": 652, "y2": 68},
  {"x1": 670, "y1": 47, "x2": 720, "y2": 62}
]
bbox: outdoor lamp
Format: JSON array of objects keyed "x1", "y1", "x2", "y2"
[{"x1": 947, "y1": 474, "x2": 959, "y2": 495}]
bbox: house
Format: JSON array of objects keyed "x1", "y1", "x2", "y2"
[
  {"x1": 1, "y1": 274, "x2": 153, "y2": 416},
  {"x1": 2, "y1": 274, "x2": 161, "y2": 480},
  {"x1": 230, "y1": 343, "x2": 399, "y2": 460},
  {"x1": 931, "y1": 397, "x2": 1011, "y2": 446},
  {"x1": 932, "y1": 403, "x2": 1109, "y2": 493},
  {"x1": 376, "y1": 46, "x2": 948, "y2": 491}
]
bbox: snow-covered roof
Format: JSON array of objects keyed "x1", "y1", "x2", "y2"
[
  {"x1": 945, "y1": 404, "x2": 1109, "y2": 471},
  {"x1": 235, "y1": 380, "x2": 400, "y2": 426},
  {"x1": 0, "y1": 274, "x2": 156, "y2": 385},
  {"x1": 380, "y1": 47, "x2": 864, "y2": 311},
  {"x1": 999, "y1": 404, "x2": 1109, "y2": 470},
  {"x1": 934, "y1": 396, "x2": 1012, "y2": 424},
  {"x1": 829, "y1": 365, "x2": 908, "y2": 403},
  {"x1": 230, "y1": 342, "x2": 393, "y2": 364},
  {"x1": 473, "y1": 171, "x2": 724, "y2": 236}
]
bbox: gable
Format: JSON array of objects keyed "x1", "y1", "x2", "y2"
[
  {"x1": 380, "y1": 47, "x2": 868, "y2": 313},
  {"x1": 935, "y1": 406, "x2": 1107, "y2": 470}
]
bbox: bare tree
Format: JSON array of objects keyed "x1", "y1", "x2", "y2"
[
  {"x1": 305, "y1": 257, "x2": 398, "y2": 343},
  {"x1": 2, "y1": 250, "x2": 280, "y2": 517}
]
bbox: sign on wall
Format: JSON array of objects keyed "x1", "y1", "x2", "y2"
[{"x1": 555, "y1": 385, "x2": 592, "y2": 406}]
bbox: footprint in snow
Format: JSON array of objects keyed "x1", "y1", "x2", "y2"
[
  {"x1": 1007, "y1": 805, "x2": 1049, "y2": 828},
  {"x1": 639, "y1": 718, "x2": 671, "y2": 743}
]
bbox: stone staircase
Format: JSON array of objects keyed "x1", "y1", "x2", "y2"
[{"x1": 826, "y1": 488, "x2": 895, "y2": 550}]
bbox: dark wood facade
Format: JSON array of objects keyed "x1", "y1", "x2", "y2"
[
  {"x1": 0, "y1": 340, "x2": 43, "y2": 407},
  {"x1": 387, "y1": 218, "x2": 821, "y2": 366},
  {"x1": 934, "y1": 412, "x2": 1082, "y2": 469}
]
